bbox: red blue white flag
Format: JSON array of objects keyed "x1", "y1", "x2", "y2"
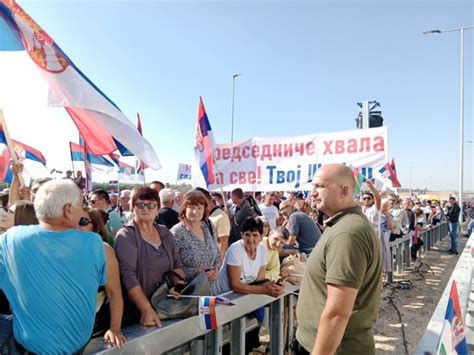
[
  {"x1": 193, "y1": 97, "x2": 216, "y2": 188},
  {"x1": 199, "y1": 296, "x2": 218, "y2": 330},
  {"x1": 0, "y1": 122, "x2": 46, "y2": 182},
  {"x1": 0, "y1": 0, "x2": 161, "y2": 169},
  {"x1": 378, "y1": 158, "x2": 401, "y2": 188},
  {"x1": 69, "y1": 141, "x2": 116, "y2": 175},
  {"x1": 437, "y1": 280, "x2": 469, "y2": 355}
]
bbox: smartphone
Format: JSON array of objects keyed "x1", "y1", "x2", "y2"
[
  {"x1": 174, "y1": 283, "x2": 195, "y2": 295},
  {"x1": 250, "y1": 279, "x2": 270, "y2": 286},
  {"x1": 276, "y1": 276, "x2": 287, "y2": 286}
]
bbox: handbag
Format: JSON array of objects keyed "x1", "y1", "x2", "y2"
[{"x1": 150, "y1": 271, "x2": 210, "y2": 320}]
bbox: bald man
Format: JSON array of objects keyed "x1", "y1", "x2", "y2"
[{"x1": 295, "y1": 164, "x2": 382, "y2": 355}]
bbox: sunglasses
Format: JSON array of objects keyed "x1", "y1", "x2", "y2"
[
  {"x1": 362, "y1": 197, "x2": 372, "y2": 200},
  {"x1": 78, "y1": 217, "x2": 93, "y2": 227},
  {"x1": 135, "y1": 202, "x2": 158, "y2": 210},
  {"x1": 90, "y1": 199, "x2": 102, "y2": 205}
]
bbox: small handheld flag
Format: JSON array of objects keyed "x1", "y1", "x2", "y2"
[{"x1": 199, "y1": 296, "x2": 218, "y2": 330}]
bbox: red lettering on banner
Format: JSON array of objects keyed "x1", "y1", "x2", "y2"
[
  {"x1": 241, "y1": 145, "x2": 251, "y2": 159},
  {"x1": 230, "y1": 172, "x2": 239, "y2": 184},
  {"x1": 261, "y1": 145, "x2": 272, "y2": 161},
  {"x1": 273, "y1": 144, "x2": 282, "y2": 157},
  {"x1": 306, "y1": 141, "x2": 315, "y2": 155},
  {"x1": 358, "y1": 138, "x2": 370, "y2": 152},
  {"x1": 335, "y1": 140, "x2": 345, "y2": 154},
  {"x1": 231, "y1": 147, "x2": 242, "y2": 162},
  {"x1": 222, "y1": 148, "x2": 231, "y2": 160},
  {"x1": 283, "y1": 144, "x2": 293, "y2": 157},
  {"x1": 251, "y1": 145, "x2": 260, "y2": 158},
  {"x1": 346, "y1": 139, "x2": 357, "y2": 153},
  {"x1": 294, "y1": 143, "x2": 304, "y2": 155},
  {"x1": 373, "y1": 136, "x2": 385, "y2": 152},
  {"x1": 323, "y1": 141, "x2": 333, "y2": 154}
]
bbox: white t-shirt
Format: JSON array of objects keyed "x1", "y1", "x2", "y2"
[
  {"x1": 363, "y1": 204, "x2": 380, "y2": 232},
  {"x1": 258, "y1": 203, "x2": 279, "y2": 230},
  {"x1": 212, "y1": 240, "x2": 267, "y2": 295}
]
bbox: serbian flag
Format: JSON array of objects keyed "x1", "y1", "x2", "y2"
[
  {"x1": 69, "y1": 142, "x2": 116, "y2": 170},
  {"x1": 378, "y1": 160, "x2": 401, "y2": 189},
  {"x1": 193, "y1": 97, "x2": 216, "y2": 188},
  {"x1": 0, "y1": 123, "x2": 46, "y2": 182},
  {"x1": 199, "y1": 296, "x2": 218, "y2": 330},
  {"x1": 437, "y1": 281, "x2": 469, "y2": 355},
  {"x1": 0, "y1": 1, "x2": 161, "y2": 169},
  {"x1": 389, "y1": 158, "x2": 401, "y2": 188}
]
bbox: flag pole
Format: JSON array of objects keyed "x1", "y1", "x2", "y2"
[
  {"x1": 81, "y1": 136, "x2": 92, "y2": 192},
  {"x1": 68, "y1": 142, "x2": 76, "y2": 180},
  {"x1": 0, "y1": 110, "x2": 25, "y2": 186}
]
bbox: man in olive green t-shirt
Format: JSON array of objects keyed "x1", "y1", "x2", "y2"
[{"x1": 295, "y1": 164, "x2": 382, "y2": 355}]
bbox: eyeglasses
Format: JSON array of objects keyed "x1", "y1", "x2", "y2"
[
  {"x1": 78, "y1": 217, "x2": 93, "y2": 227},
  {"x1": 90, "y1": 199, "x2": 102, "y2": 205},
  {"x1": 135, "y1": 202, "x2": 158, "y2": 210},
  {"x1": 362, "y1": 197, "x2": 372, "y2": 200}
]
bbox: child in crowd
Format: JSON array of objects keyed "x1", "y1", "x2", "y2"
[{"x1": 262, "y1": 227, "x2": 290, "y2": 281}]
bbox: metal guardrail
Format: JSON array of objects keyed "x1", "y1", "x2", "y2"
[
  {"x1": 388, "y1": 222, "x2": 449, "y2": 282},
  {"x1": 84, "y1": 284, "x2": 299, "y2": 354},
  {"x1": 415, "y1": 227, "x2": 473, "y2": 354}
]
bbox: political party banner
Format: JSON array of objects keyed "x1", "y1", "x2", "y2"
[
  {"x1": 176, "y1": 163, "x2": 192, "y2": 184},
  {"x1": 207, "y1": 127, "x2": 388, "y2": 191}
]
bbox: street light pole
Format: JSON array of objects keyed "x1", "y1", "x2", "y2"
[
  {"x1": 231, "y1": 73, "x2": 241, "y2": 143},
  {"x1": 424, "y1": 25, "x2": 473, "y2": 228}
]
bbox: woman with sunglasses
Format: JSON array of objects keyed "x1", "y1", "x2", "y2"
[
  {"x1": 78, "y1": 208, "x2": 126, "y2": 349},
  {"x1": 114, "y1": 187, "x2": 185, "y2": 328}
]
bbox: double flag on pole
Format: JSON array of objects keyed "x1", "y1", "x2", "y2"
[
  {"x1": 378, "y1": 158, "x2": 401, "y2": 188},
  {"x1": 0, "y1": 1, "x2": 161, "y2": 169},
  {"x1": 193, "y1": 97, "x2": 216, "y2": 188}
]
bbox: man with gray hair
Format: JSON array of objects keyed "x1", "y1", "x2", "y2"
[
  {"x1": 156, "y1": 188, "x2": 179, "y2": 229},
  {"x1": 0, "y1": 179, "x2": 106, "y2": 353},
  {"x1": 119, "y1": 189, "x2": 133, "y2": 224}
]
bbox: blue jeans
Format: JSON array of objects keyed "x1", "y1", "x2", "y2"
[
  {"x1": 467, "y1": 219, "x2": 474, "y2": 237},
  {"x1": 448, "y1": 222, "x2": 459, "y2": 252}
]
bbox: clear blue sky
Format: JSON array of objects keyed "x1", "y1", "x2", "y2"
[{"x1": 15, "y1": 0, "x2": 474, "y2": 191}]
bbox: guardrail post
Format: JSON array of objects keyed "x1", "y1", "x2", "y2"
[
  {"x1": 287, "y1": 294, "x2": 295, "y2": 350},
  {"x1": 190, "y1": 337, "x2": 205, "y2": 354},
  {"x1": 270, "y1": 297, "x2": 284, "y2": 354},
  {"x1": 230, "y1": 317, "x2": 246, "y2": 355},
  {"x1": 427, "y1": 229, "x2": 432, "y2": 250},
  {"x1": 397, "y1": 243, "x2": 403, "y2": 274},
  {"x1": 205, "y1": 327, "x2": 223, "y2": 355},
  {"x1": 405, "y1": 237, "x2": 411, "y2": 268}
]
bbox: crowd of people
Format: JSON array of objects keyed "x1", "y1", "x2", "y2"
[{"x1": 0, "y1": 162, "x2": 472, "y2": 354}]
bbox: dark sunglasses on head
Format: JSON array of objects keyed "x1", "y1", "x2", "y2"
[
  {"x1": 135, "y1": 202, "x2": 158, "y2": 210},
  {"x1": 78, "y1": 217, "x2": 93, "y2": 227}
]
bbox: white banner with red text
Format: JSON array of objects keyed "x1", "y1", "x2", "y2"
[{"x1": 207, "y1": 127, "x2": 388, "y2": 191}]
